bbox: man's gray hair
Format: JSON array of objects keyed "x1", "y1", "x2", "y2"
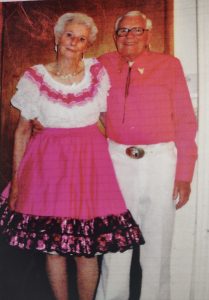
[
  {"x1": 115, "y1": 11, "x2": 152, "y2": 31},
  {"x1": 54, "y1": 12, "x2": 98, "y2": 44}
]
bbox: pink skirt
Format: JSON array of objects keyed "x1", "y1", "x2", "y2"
[{"x1": 0, "y1": 125, "x2": 144, "y2": 256}]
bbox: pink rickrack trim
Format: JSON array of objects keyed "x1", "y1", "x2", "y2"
[{"x1": 25, "y1": 63, "x2": 104, "y2": 107}]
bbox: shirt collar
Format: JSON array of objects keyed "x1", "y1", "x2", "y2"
[{"x1": 117, "y1": 50, "x2": 150, "y2": 72}]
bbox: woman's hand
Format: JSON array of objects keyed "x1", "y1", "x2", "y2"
[{"x1": 8, "y1": 181, "x2": 18, "y2": 211}]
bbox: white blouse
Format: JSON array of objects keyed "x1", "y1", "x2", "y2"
[{"x1": 11, "y1": 58, "x2": 110, "y2": 128}]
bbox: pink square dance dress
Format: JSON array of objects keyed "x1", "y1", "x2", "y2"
[{"x1": 0, "y1": 58, "x2": 144, "y2": 256}]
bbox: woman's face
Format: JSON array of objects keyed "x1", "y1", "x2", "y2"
[{"x1": 58, "y1": 21, "x2": 90, "y2": 60}]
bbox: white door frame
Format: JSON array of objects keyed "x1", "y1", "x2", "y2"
[{"x1": 191, "y1": 1, "x2": 209, "y2": 299}]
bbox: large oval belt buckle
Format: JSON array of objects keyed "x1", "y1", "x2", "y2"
[{"x1": 126, "y1": 146, "x2": 145, "y2": 159}]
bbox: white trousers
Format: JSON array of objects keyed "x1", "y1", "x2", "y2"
[{"x1": 96, "y1": 140, "x2": 177, "y2": 300}]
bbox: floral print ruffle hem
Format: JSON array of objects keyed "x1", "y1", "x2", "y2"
[{"x1": 0, "y1": 196, "x2": 145, "y2": 257}]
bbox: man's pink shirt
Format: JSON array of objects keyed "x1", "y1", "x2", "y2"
[{"x1": 99, "y1": 51, "x2": 198, "y2": 182}]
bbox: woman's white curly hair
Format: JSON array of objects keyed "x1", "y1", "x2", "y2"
[{"x1": 54, "y1": 12, "x2": 98, "y2": 44}]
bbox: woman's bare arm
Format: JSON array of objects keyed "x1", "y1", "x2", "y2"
[{"x1": 9, "y1": 116, "x2": 32, "y2": 210}]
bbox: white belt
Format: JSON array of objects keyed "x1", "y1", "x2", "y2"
[{"x1": 109, "y1": 140, "x2": 175, "y2": 159}]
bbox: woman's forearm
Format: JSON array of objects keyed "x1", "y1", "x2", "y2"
[
  {"x1": 12, "y1": 116, "x2": 32, "y2": 180},
  {"x1": 9, "y1": 116, "x2": 32, "y2": 210}
]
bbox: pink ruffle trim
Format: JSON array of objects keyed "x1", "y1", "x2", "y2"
[{"x1": 25, "y1": 63, "x2": 104, "y2": 107}]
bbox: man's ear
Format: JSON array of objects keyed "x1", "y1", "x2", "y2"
[
  {"x1": 113, "y1": 33, "x2": 117, "y2": 46},
  {"x1": 146, "y1": 30, "x2": 152, "y2": 45}
]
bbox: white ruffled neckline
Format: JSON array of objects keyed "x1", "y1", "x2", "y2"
[{"x1": 35, "y1": 58, "x2": 96, "y2": 95}]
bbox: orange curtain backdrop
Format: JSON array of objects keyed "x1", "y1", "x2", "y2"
[{"x1": 0, "y1": 0, "x2": 173, "y2": 190}]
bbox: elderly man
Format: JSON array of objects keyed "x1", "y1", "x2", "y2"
[{"x1": 96, "y1": 10, "x2": 197, "y2": 300}]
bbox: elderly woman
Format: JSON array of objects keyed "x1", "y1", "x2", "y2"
[{"x1": 0, "y1": 12, "x2": 144, "y2": 300}]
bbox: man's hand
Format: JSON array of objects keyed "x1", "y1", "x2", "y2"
[
  {"x1": 173, "y1": 180, "x2": 191, "y2": 209},
  {"x1": 31, "y1": 118, "x2": 44, "y2": 135}
]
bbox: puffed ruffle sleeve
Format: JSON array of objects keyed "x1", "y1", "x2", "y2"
[
  {"x1": 11, "y1": 70, "x2": 40, "y2": 120},
  {"x1": 95, "y1": 65, "x2": 111, "y2": 112}
]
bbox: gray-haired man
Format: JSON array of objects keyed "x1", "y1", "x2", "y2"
[{"x1": 96, "y1": 10, "x2": 197, "y2": 300}]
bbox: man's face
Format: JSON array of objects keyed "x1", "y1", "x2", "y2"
[{"x1": 114, "y1": 15, "x2": 151, "y2": 61}]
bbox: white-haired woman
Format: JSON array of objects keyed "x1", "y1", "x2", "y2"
[{"x1": 0, "y1": 12, "x2": 144, "y2": 300}]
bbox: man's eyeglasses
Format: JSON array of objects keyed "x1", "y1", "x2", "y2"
[{"x1": 116, "y1": 27, "x2": 149, "y2": 37}]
